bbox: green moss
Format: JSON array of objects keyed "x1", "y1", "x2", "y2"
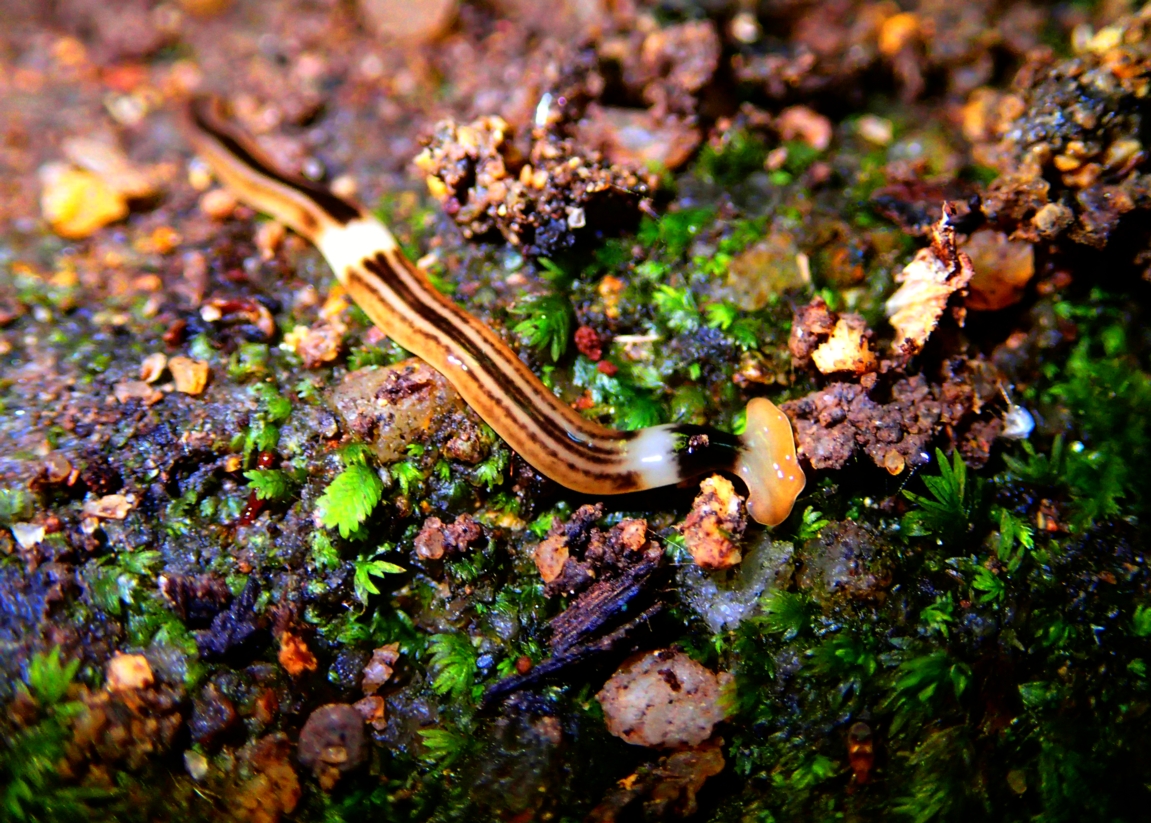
[{"x1": 697, "y1": 129, "x2": 769, "y2": 186}]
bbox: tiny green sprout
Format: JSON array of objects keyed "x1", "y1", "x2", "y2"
[
  {"x1": 427, "y1": 633, "x2": 478, "y2": 701},
  {"x1": 392, "y1": 461, "x2": 424, "y2": 496},
  {"x1": 1004, "y1": 434, "x2": 1066, "y2": 487},
  {"x1": 337, "y1": 442, "x2": 373, "y2": 467},
  {"x1": 310, "y1": 532, "x2": 340, "y2": 571},
  {"x1": 760, "y1": 591, "x2": 811, "y2": 640},
  {"x1": 528, "y1": 512, "x2": 556, "y2": 539},
  {"x1": 318, "y1": 462, "x2": 383, "y2": 538},
  {"x1": 997, "y1": 509, "x2": 1034, "y2": 574},
  {"x1": 796, "y1": 507, "x2": 830, "y2": 542},
  {"x1": 705, "y1": 301, "x2": 738, "y2": 331},
  {"x1": 27, "y1": 647, "x2": 79, "y2": 706},
  {"x1": 418, "y1": 727, "x2": 470, "y2": 766},
  {"x1": 971, "y1": 566, "x2": 1006, "y2": 605},
  {"x1": 891, "y1": 652, "x2": 971, "y2": 711},
  {"x1": 653, "y1": 284, "x2": 701, "y2": 333},
  {"x1": 405, "y1": 443, "x2": 425, "y2": 458},
  {"x1": 352, "y1": 556, "x2": 406, "y2": 603},
  {"x1": 243, "y1": 468, "x2": 293, "y2": 502},
  {"x1": 433, "y1": 459, "x2": 452, "y2": 482},
  {"x1": 510, "y1": 293, "x2": 573, "y2": 362},
  {"x1": 473, "y1": 448, "x2": 509, "y2": 491},
  {"x1": 536, "y1": 257, "x2": 571, "y2": 284},
  {"x1": 920, "y1": 594, "x2": 956, "y2": 637},
  {"x1": 1133, "y1": 605, "x2": 1151, "y2": 638},
  {"x1": 902, "y1": 448, "x2": 982, "y2": 540},
  {"x1": 638, "y1": 206, "x2": 715, "y2": 258}
]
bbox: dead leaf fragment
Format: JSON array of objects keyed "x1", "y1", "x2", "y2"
[
  {"x1": 278, "y1": 632, "x2": 318, "y2": 677},
  {"x1": 140, "y1": 352, "x2": 168, "y2": 383},
  {"x1": 61, "y1": 136, "x2": 159, "y2": 200},
  {"x1": 113, "y1": 380, "x2": 164, "y2": 406},
  {"x1": 776, "y1": 105, "x2": 832, "y2": 150},
  {"x1": 811, "y1": 316, "x2": 877, "y2": 375},
  {"x1": 84, "y1": 493, "x2": 136, "y2": 520},
  {"x1": 361, "y1": 643, "x2": 400, "y2": 695},
  {"x1": 296, "y1": 324, "x2": 343, "y2": 368},
  {"x1": 885, "y1": 204, "x2": 974, "y2": 355},
  {"x1": 106, "y1": 652, "x2": 154, "y2": 691},
  {"x1": 353, "y1": 695, "x2": 387, "y2": 731},
  {"x1": 10, "y1": 523, "x2": 45, "y2": 549},
  {"x1": 169, "y1": 356, "x2": 210, "y2": 394},
  {"x1": 40, "y1": 163, "x2": 129, "y2": 239}
]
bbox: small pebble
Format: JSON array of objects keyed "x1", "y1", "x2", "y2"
[
  {"x1": 169, "y1": 356, "x2": 210, "y2": 394},
  {"x1": 199, "y1": 188, "x2": 237, "y2": 221},
  {"x1": 330, "y1": 174, "x2": 358, "y2": 199},
  {"x1": 106, "y1": 652, "x2": 154, "y2": 691},
  {"x1": 184, "y1": 750, "x2": 210, "y2": 781},
  {"x1": 140, "y1": 352, "x2": 168, "y2": 383}
]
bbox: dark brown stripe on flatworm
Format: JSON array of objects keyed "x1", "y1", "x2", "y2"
[
  {"x1": 359, "y1": 255, "x2": 627, "y2": 464},
  {"x1": 189, "y1": 97, "x2": 362, "y2": 226}
]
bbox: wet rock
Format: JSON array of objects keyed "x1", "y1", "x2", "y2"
[
  {"x1": 679, "y1": 534, "x2": 795, "y2": 633},
  {"x1": 970, "y1": 8, "x2": 1151, "y2": 248},
  {"x1": 160, "y1": 573, "x2": 232, "y2": 624},
  {"x1": 361, "y1": 643, "x2": 400, "y2": 695},
  {"x1": 619, "y1": 20, "x2": 721, "y2": 118},
  {"x1": 297, "y1": 703, "x2": 366, "y2": 790},
  {"x1": 190, "y1": 682, "x2": 237, "y2": 746},
  {"x1": 575, "y1": 105, "x2": 700, "y2": 171},
  {"x1": 198, "y1": 578, "x2": 265, "y2": 660},
  {"x1": 452, "y1": 694, "x2": 565, "y2": 819},
  {"x1": 54, "y1": 0, "x2": 172, "y2": 61},
  {"x1": 798, "y1": 521, "x2": 892, "y2": 605},
  {"x1": 234, "y1": 734, "x2": 301, "y2": 823},
  {"x1": 414, "y1": 513, "x2": 484, "y2": 560},
  {"x1": 359, "y1": 0, "x2": 456, "y2": 42},
  {"x1": 962, "y1": 229, "x2": 1035, "y2": 311},
  {"x1": 69, "y1": 681, "x2": 184, "y2": 771},
  {"x1": 721, "y1": 225, "x2": 808, "y2": 310},
  {"x1": 597, "y1": 650, "x2": 729, "y2": 748},
  {"x1": 330, "y1": 359, "x2": 468, "y2": 463},
  {"x1": 531, "y1": 504, "x2": 659, "y2": 597}
]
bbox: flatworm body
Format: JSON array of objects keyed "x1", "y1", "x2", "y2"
[{"x1": 186, "y1": 96, "x2": 805, "y2": 525}]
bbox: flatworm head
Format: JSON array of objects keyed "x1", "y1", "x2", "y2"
[{"x1": 735, "y1": 397, "x2": 806, "y2": 526}]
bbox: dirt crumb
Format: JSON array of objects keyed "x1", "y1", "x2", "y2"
[
  {"x1": 680, "y1": 475, "x2": 747, "y2": 570},
  {"x1": 781, "y1": 366, "x2": 998, "y2": 472},
  {"x1": 589, "y1": 737, "x2": 726, "y2": 821},
  {"x1": 414, "y1": 115, "x2": 645, "y2": 256},
  {"x1": 297, "y1": 703, "x2": 366, "y2": 790},
  {"x1": 597, "y1": 650, "x2": 729, "y2": 748}
]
